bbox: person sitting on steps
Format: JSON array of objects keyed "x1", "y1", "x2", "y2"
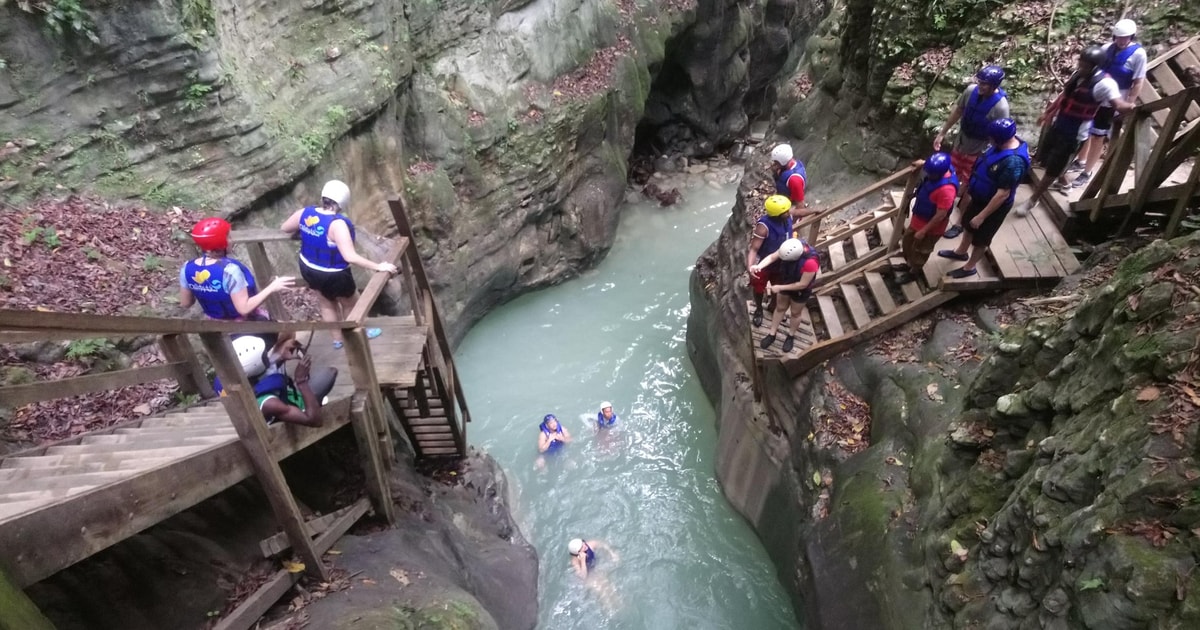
[
  {"x1": 752, "y1": 238, "x2": 819, "y2": 353},
  {"x1": 280, "y1": 180, "x2": 399, "y2": 350},
  {"x1": 218, "y1": 335, "x2": 338, "y2": 427},
  {"x1": 747, "y1": 195, "x2": 795, "y2": 327},
  {"x1": 937, "y1": 118, "x2": 1030, "y2": 279}
]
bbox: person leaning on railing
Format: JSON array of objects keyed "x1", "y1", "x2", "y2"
[{"x1": 280, "y1": 180, "x2": 398, "y2": 350}]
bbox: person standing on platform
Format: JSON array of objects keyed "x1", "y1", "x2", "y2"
[
  {"x1": 747, "y1": 195, "x2": 795, "y2": 327},
  {"x1": 281, "y1": 180, "x2": 399, "y2": 349},
  {"x1": 896, "y1": 153, "x2": 958, "y2": 283},
  {"x1": 932, "y1": 65, "x2": 1009, "y2": 240},
  {"x1": 769, "y1": 144, "x2": 813, "y2": 217},
  {"x1": 937, "y1": 118, "x2": 1030, "y2": 279},
  {"x1": 181, "y1": 218, "x2": 294, "y2": 323},
  {"x1": 1067, "y1": 19, "x2": 1147, "y2": 189},
  {"x1": 1018, "y1": 47, "x2": 1133, "y2": 217},
  {"x1": 752, "y1": 238, "x2": 819, "y2": 353}
]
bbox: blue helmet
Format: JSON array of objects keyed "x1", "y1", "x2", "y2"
[
  {"x1": 987, "y1": 118, "x2": 1017, "y2": 145},
  {"x1": 924, "y1": 152, "x2": 952, "y2": 179},
  {"x1": 543, "y1": 414, "x2": 557, "y2": 423},
  {"x1": 976, "y1": 65, "x2": 1005, "y2": 86}
]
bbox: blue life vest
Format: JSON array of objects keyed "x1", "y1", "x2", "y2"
[
  {"x1": 579, "y1": 542, "x2": 596, "y2": 567},
  {"x1": 1106, "y1": 43, "x2": 1141, "y2": 90},
  {"x1": 775, "y1": 160, "x2": 807, "y2": 201},
  {"x1": 298, "y1": 206, "x2": 355, "y2": 270},
  {"x1": 756, "y1": 215, "x2": 793, "y2": 259},
  {"x1": 540, "y1": 421, "x2": 565, "y2": 452},
  {"x1": 183, "y1": 257, "x2": 258, "y2": 320},
  {"x1": 597, "y1": 411, "x2": 618, "y2": 429},
  {"x1": 962, "y1": 86, "x2": 1007, "y2": 141},
  {"x1": 912, "y1": 171, "x2": 960, "y2": 222},
  {"x1": 776, "y1": 240, "x2": 819, "y2": 290},
  {"x1": 967, "y1": 142, "x2": 1030, "y2": 208},
  {"x1": 212, "y1": 371, "x2": 293, "y2": 401}
]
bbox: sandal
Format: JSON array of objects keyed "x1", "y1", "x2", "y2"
[
  {"x1": 759, "y1": 333, "x2": 777, "y2": 349},
  {"x1": 781, "y1": 335, "x2": 795, "y2": 353},
  {"x1": 752, "y1": 308, "x2": 763, "y2": 327},
  {"x1": 367, "y1": 327, "x2": 383, "y2": 339},
  {"x1": 947, "y1": 267, "x2": 978, "y2": 279},
  {"x1": 332, "y1": 340, "x2": 345, "y2": 350},
  {"x1": 943, "y1": 225, "x2": 963, "y2": 239},
  {"x1": 937, "y1": 249, "x2": 969, "y2": 262}
]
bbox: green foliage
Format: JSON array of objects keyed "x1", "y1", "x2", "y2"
[
  {"x1": 180, "y1": 0, "x2": 214, "y2": 34},
  {"x1": 19, "y1": 0, "x2": 100, "y2": 44},
  {"x1": 324, "y1": 105, "x2": 348, "y2": 127},
  {"x1": 21, "y1": 226, "x2": 60, "y2": 249},
  {"x1": 142, "y1": 254, "x2": 163, "y2": 271},
  {"x1": 65, "y1": 338, "x2": 115, "y2": 360},
  {"x1": 84, "y1": 246, "x2": 101, "y2": 260},
  {"x1": 174, "y1": 391, "x2": 201, "y2": 406},
  {"x1": 180, "y1": 81, "x2": 214, "y2": 112},
  {"x1": 1078, "y1": 577, "x2": 1105, "y2": 591}
]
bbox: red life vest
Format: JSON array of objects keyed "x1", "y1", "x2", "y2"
[{"x1": 1055, "y1": 69, "x2": 1107, "y2": 131}]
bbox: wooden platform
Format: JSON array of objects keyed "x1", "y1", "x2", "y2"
[
  {"x1": 0, "y1": 316, "x2": 429, "y2": 588},
  {"x1": 752, "y1": 175, "x2": 1080, "y2": 377}
]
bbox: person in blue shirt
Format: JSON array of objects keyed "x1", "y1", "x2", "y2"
[
  {"x1": 280, "y1": 180, "x2": 399, "y2": 349},
  {"x1": 596, "y1": 401, "x2": 618, "y2": 429}
]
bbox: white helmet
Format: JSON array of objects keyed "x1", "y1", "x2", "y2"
[
  {"x1": 233, "y1": 336, "x2": 267, "y2": 378},
  {"x1": 320, "y1": 179, "x2": 351, "y2": 211},
  {"x1": 1112, "y1": 19, "x2": 1136, "y2": 37},
  {"x1": 770, "y1": 144, "x2": 794, "y2": 166},
  {"x1": 568, "y1": 538, "x2": 584, "y2": 555},
  {"x1": 600, "y1": 401, "x2": 612, "y2": 411},
  {"x1": 778, "y1": 238, "x2": 807, "y2": 261}
]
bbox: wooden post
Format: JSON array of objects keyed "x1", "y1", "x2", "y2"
[
  {"x1": 1089, "y1": 115, "x2": 1138, "y2": 222},
  {"x1": 159, "y1": 334, "x2": 215, "y2": 399},
  {"x1": 245, "y1": 242, "x2": 289, "y2": 321},
  {"x1": 341, "y1": 328, "x2": 397, "y2": 522},
  {"x1": 1164, "y1": 160, "x2": 1200, "y2": 238},
  {"x1": 198, "y1": 333, "x2": 329, "y2": 581},
  {"x1": 888, "y1": 164, "x2": 923, "y2": 253},
  {"x1": 0, "y1": 565, "x2": 55, "y2": 630}
]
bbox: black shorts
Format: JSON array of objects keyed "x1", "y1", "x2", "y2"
[
  {"x1": 962, "y1": 198, "x2": 1010, "y2": 248},
  {"x1": 1090, "y1": 107, "x2": 1114, "y2": 134},
  {"x1": 1038, "y1": 125, "x2": 1081, "y2": 178},
  {"x1": 299, "y1": 263, "x2": 357, "y2": 301}
]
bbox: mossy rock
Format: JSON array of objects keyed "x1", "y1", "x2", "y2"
[{"x1": 331, "y1": 600, "x2": 494, "y2": 630}]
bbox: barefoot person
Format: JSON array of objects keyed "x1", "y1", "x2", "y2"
[
  {"x1": 752, "y1": 238, "x2": 819, "y2": 353},
  {"x1": 281, "y1": 180, "x2": 398, "y2": 349}
]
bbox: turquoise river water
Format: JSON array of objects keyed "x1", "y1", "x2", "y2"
[{"x1": 456, "y1": 183, "x2": 801, "y2": 629}]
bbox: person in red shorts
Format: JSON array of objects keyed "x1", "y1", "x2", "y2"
[
  {"x1": 751, "y1": 238, "x2": 819, "y2": 354},
  {"x1": 746, "y1": 194, "x2": 794, "y2": 327},
  {"x1": 932, "y1": 65, "x2": 1009, "y2": 240},
  {"x1": 896, "y1": 152, "x2": 959, "y2": 283}
]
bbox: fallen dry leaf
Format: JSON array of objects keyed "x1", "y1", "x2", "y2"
[
  {"x1": 389, "y1": 568, "x2": 410, "y2": 586},
  {"x1": 1137, "y1": 386, "x2": 1162, "y2": 402}
]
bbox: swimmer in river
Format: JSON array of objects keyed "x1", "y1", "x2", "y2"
[
  {"x1": 596, "y1": 401, "x2": 618, "y2": 429},
  {"x1": 568, "y1": 538, "x2": 620, "y2": 610},
  {"x1": 535, "y1": 414, "x2": 571, "y2": 469}
]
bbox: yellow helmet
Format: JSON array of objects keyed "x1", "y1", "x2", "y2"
[{"x1": 764, "y1": 195, "x2": 792, "y2": 217}]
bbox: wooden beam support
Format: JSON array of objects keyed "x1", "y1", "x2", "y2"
[
  {"x1": 1164, "y1": 160, "x2": 1200, "y2": 239},
  {"x1": 346, "y1": 238, "x2": 410, "y2": 325},
  {"x1": 228, "y1": 229, "x2": 298, "y2": 244},
  {"x1": 341, "y1": 331, "x2": 396, "y2": 522},
  {"x1": 1129, "y1": 92, "x2": 1191, "y2": 216},
  {"x1": 813, "y1": 207, "x2": 901, "y2": 250},
  {"x1": 244, "y1": 242, "x2": 288, "y2": 322},
  {"x1": 793, "y1": 163, "x2": 921, "y2": 237},
  {"x1": 1088, "y1": 115, "x2": 1138, "y2": 221},
  {"x1": 159, "y1": 334, "x2": 215, "y2": 399},
  {"x1": 1073, "y1": 181, "x2": 1200, "y2": 214},
  {"x1": 199, "y1": 333, "x2": 330, "y2": 582},
  {"x1": 0, "y1": 311, "x2": 343, "y2": 336},
  {"x1": 0, "y1": 362, "x2": 189, "y2": 407}
]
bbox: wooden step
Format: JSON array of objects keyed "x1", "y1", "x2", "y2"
[
  {"x1": 839, "y1": 283, "x2": 871, "y2": 329},
  {"x1": 82, "y1": 432, "x2": 231, "y2": 445},
  {"x1": 863, "y1": 272, "x2": 897, "y2": 314},
  {"x1": 418, "y1": 447, "x2": 461, "y2": 456},
  {"x1": 416, "y1": 438, "x2": 459, "y2": 447},
  {"x1": 0, "y1": 498, "x2": 59, "y2": 523},
  {"x1": 48, "y1": 436, "x2": 229, "y2": 455},
  {"x1": 876, "y1": 217, "x2": 896, "y2": 248},
  {"x1": 411, "y1": 426, "x2": 454, "y2": 435},
  {"x1": 0, "y1": 458, "x2": 174, "y2": 483},
  {"x1": 851, "y1": 231, "x2": 871, "y2": 260},
  {"x1": 828, "y1": 242, "x2": 847, "y2": 270},
  {"x1": 406, "y1": 417, "x2": 451, "y2": 426},
  {"x1": 112, "y1": 426, "x2": 237, "y2": 437},
  {"x1": 1, "y1": 446, "x2": 217, "y2": 469},
  {"x1": 139, "y1": 415, "x2": 231, "y2": 428},
  {"x1": 816, "y1": 295, "x2": 845, "y2": 338},
  {"x1": 900, "y1": 275, "x2": 923, "y2": 303},
  {"x1": 1, "y1": 470, "x2": 134, "y2": 493}
]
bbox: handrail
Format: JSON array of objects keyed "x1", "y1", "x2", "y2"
[
  {"x1": 347, "y1": 238, "x2": 410, "y2": 324},
  {"x1": 0, "y1": 310, "x2": 344, "y2": 336},
  {"x1": 793, "y1": 163, "x2": 921, "y2": 241},
  {"x1": 0, "y1": 361, "x2": 190, "y2": 407}
]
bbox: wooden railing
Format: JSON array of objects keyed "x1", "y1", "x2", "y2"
[{"x1": 793, "y1": 162, "x2": 921, "y2": 244}]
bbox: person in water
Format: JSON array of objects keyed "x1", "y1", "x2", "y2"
[
  {"x1": 596, "y1": 401, "x2": 618, "y2": 429},
  {"x1": 538, "y1": 414, "x2": 572, "y2": 453},
  {"x1": 567, "y1": 538, "x2": 618, "y2": 579},
  {"x1": 280, "y1": 179, "x2": 399, "y2": 349}
]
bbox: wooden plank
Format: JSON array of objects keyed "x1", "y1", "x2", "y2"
[
  {"x1": 1, "y1": 445, "x2": 221, "y2": 469},
  {"x1": 0, "y1": 459, "x2": 174, "y2": 482},
  {"x1": 986, "y1": 221, "x2": 1035, "y2": 279},
  {"x1": 1146, "y1": 36, "x2": 1200, "y2": 71},
  {"x1": 411, "y1": 425, "x2": 455, "y2": 435},
  {"x1": 159, "y1": 335, "x2": 216, "y2": 399},
  {"x1": 0, "y1": 398, "x2": 354, "y2": 586},
  {"x1": 228, "y1": 228, "x2": 296, "y2": 244},
  {"x1": 863, "y1": 272, "x2": 897, "y2": 314},
  {"x1": 941, "y1": 257, "x2": 1004, "y2": 291},
  {"x1": 0, "y1": 310, "x2": 344, "y2": 336},
  {"x1": 1137, "y1": 82, "x2": 1171, "y2": 127},
  {"x1": 0, "y1": 470, "x2": 134, "y2": 493},
  {"x1": 245, "y1": 242, "x2": 288, "y2": 322},
  {"x1": 342, "y1": 328, "x2": 397, "y2": 523},
  {"x1": 216, "y1": 498, "x2": 370, "y2": 630},
  {"x1": 200, "y1": 333, "x2": 329, "y2": 582},
  {"x1": 786, "y1": 291, "x2": 958, "y2": 378},
  {"x1": 813, "y1": 207, "x2": 897, "y2": 249},
  {"x1": 793, "y1": 163, "x2": 921, "y2": 235},
  {"x1": 0, "y1": 564, "x2": 55, "y2": 630},
  {"x1": 826, "y1": 241, "x2": 846, "y2": 271},
  {"x1": 851, "y1": 231, "x2": 871, "y2": 260},
  {"x1": 900, "y1": 277, "x2": 923, "y2": 303},
  {"x1": 1008, "y1": 214, "x2": 1063, "y2": 278},
  {"x1": 839, "y1": 284, "x2": 871, "y2": 329},
  {"x1": 1028, "y1": 204, "x2": 1082, "y2": 274},
  {"x1": 346, "y1": 238, "x2": 409, "y2": 324},
  {"x1": 1075, "y1": 180, "x2": 1200, "y2": 214},
  {"x1": 876, "y1": 215, "x2": 895, "y2": 248},
  {"x1": 136, "y1": 416, "x2": 231, "y2": 429},
  {"x1": 0, "y1": 362, "x2": 188, "y2": 407},
  {"x1": 259, "y1": 509, "x2": 340, "y2": 558},
  {"x1": 1129, "y1": 94, "x2": 1192, "y2": 221},
  {"x1": 1165, "y1": 160, "x2": 1200, "y2": 238},
  {"x1": 816, "y1": 296, "x2": 844, "y2": 338},
  {"x1": 45, "y1": 436, "x2": 231, "y2": 455}
]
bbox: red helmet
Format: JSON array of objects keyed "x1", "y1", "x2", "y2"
[{"x1": 191, "y1": 217, "x2": 231, "y2": 251}]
